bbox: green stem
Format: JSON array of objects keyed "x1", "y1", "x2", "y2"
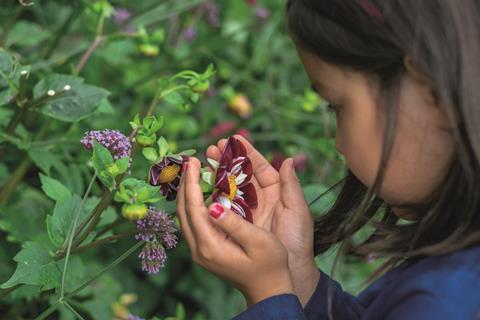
[
  {"x1": 0, "y1": 157, "x2": 30, "y2": 204},
  {"x1": 93, "y1": 217, "x2": 126, "y2": 240},
  {"x1": 65, "y1": 242, "x2": 143, "y2": 299},
  {"x1": 63, "y1": 302, "x2": 87, "y2": 320},
  {"x1": 0, "y1": 6, "x2": 24, "y2": 47},
  {"x1": 43, "y1": 5, "x2": 83, "y2": 59},
  {"x1": 34, "y1": 304, "x2": 59, "y2": 320},
  {"x1": 69, "y1": 192, "x2": 114, "y2": 250},
  {"x1": 60, "y1": 173, "x2": 97, "y2": 299},
  {"x1": 0, "y1": 119, "x2": 52, "y2": 204},
  {"x1": 56, "y1": 230, "x2": 135, "y2": 259}
]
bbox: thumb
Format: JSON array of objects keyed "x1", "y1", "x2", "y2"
[
  {"x1": 279, "y1": 158, "x2": 309, "y2": 211},
  {"x1": 208, "y1": 202, "x2": 257, "y2": 252}
]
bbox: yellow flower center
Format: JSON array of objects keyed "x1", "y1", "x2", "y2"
[
  {"x1": 158, "y1": 164, "x2": 181, "y2": 183},
  {"x1": 227, "y1": 175, "x2": 237, "y2": 200}
]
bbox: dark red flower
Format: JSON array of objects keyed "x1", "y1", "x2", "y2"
[
  {"x1": 149, "y1": 156, "x2": 188, "y2": 201},
  {"x1": 211, "y1": 137, "x2": 258, "y2": 222}
]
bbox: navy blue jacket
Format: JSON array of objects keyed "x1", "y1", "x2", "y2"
[{"x1": 233, "y1": 245, "x2": 480, "y2": 319}]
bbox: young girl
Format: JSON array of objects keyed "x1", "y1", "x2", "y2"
[{"x1": 176, "y1": 0, "x2": 480, "y2": 318}]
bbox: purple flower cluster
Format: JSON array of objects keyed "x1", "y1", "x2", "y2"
[
  {"x1": 203, "y1": 1, "x2": 220, "y2": 27},
  {"x1": 136, "y1": 207, "x2": 178, "y2": 274},
  {"x1": 127, "y1": 315, "x2": 145, "y2": 320},
  {"x1": 113, "y1": 7, "x2": 132, "y2": 25},
  {"x1": 81, "y1": 129, "x2": 132, "y2": 161}
]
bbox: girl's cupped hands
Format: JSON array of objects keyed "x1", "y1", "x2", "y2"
[
  {"x1": 176, "y1": 155, "x2": 294, "y2": 307},
  {"x1": 204, "y1": 135, "x2": 320, "y2": 306}
]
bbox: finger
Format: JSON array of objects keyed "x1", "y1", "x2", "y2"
[
  {"x1": 175, "y1": 161, "x2": 197, "y2": 256},
  {"x1": 206, "y1": 145, "x2": 221, "y2": 162},
  {"x1": 184, "y1": 157, "x2": 220, "y2": 245},
  {"x1": 279, "y1": 158, "x2": 309, "y2": 212},
  {"x1": 207, "y1": 202, "x2": 263, "y2": 255}
]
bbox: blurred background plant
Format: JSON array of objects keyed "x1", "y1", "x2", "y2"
[{"x1": 0, "y1": 0, "x2": 379, "y2": 319}]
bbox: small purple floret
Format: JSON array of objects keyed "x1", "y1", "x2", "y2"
[
  {"x1": 136, "y1": 207, "x2": 178, "y2": 274},
  {"x1": 81, "y1": 129, "x2": 132, "y2": 161}
]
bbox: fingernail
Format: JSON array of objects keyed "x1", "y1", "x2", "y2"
[{"x1": 209, "y1": 203, "x2": 225, "y2": 219}]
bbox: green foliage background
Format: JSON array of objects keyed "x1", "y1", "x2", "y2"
[{"x1": 0, "y1": 0, "x2": 378, "y2": 319}]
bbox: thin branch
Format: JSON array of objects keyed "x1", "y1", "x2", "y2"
[{"x1": 60, "y1": 173, "x2": 97, "y2": 298}]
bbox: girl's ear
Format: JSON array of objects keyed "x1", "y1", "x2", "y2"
[{"x1": 404, "y1": 54, "x2": 453, "y2": 130}]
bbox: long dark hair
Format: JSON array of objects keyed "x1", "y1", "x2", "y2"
[{"x1": 287, "y1": 0, "x2": 480, "y2": 260}]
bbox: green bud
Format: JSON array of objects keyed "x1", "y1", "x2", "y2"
[
  {"x1": 191, "y1": 80, "x2": 210, "y2": 93},
  {"x1": 136, "y1": 133, "x2": 157, "y2": 146},
  {"x1": 122, "y1": 204, "x2": 148, "y2": 221}
]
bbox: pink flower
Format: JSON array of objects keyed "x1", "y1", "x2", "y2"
[
  {"x1": 293, "y1": 152, "x2": 308, "y2": 172},
  {"x1": 235, "y1": 128, "x2": 252, "y2": 141},
  {"x1": 210, "y1": 137, "x2": 257, "y2": 222},
  {"x1": 209, "y1": 121, "x2": 237, "y2": 139}
]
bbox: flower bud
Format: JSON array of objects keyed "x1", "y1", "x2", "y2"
[
  {"x1": 136, "y1": 133, "x2": 156, "y2": 146},
  {"x1": 122, "y1": 204, "x2": 149, "y2": 220},
  {"x1": 191, "y1": 80, "x2": 210, "y2": 93}
]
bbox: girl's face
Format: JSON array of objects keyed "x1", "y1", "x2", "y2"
[{"x1": 297, "y1": 48, "x2": 455, "y2": 219}]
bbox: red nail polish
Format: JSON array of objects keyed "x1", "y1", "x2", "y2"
[{"x1": 210, "y1": 203, "x2": 224, "y2": 219}]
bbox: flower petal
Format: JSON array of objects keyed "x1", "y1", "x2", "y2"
[
  {"x1": 232, "y1": 197, "x2": 253, "y2": 223},
  {"x1": 239, "y1": 182, "x2": 257, "y2": 208}
]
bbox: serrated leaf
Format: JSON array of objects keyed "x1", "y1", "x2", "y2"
[
  {"x1": 46, "y1": 195, "x2": 83, "y2": 247},
  {"x1": 34, "y1": 74, "x2": 109, "y2": 122},
  {"x1": 0, "y1": 242, "x2": 60, "y2": 290},
  {"x1": 39, "y1": 173, "x2": 72, "y2": 202},
  {"x1": 29, "y1": 148, "x2": 62, "y2": 175}
]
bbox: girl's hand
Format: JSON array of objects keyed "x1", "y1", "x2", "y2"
[
  {"x1": 206, "y1": 135, "x2": 320, "y2": 306},
  {"x1": 176, "y1": 157, "x2": 294, "y2": 306}
]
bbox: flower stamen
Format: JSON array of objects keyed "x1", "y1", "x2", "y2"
[{"x1": 158, "y1": 164, "x2": 181, "y2": 183}]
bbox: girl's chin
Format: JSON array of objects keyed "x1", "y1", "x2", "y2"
[{"x1": 390, "y1": 206, "x2": 421, "y2": 221}]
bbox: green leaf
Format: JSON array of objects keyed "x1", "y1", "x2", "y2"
[
  {"x1": 33, "y1": 74, "x2": 109, "y2": 122},
  {"x1": 92, "y1": 141, "x2": 115, "y2": 189},
  {"x1": 142, "y1": 147, "x2": 158, "y2": 162},
  {"x1": 97, "y1": 98, "x2": 116, "y2": 114},
  {"x1": 0, "y1": 49, "x2": 14, "y2": 75},
  {"x1": 39, "y1": 173, "x2": 72, "y2": 202},
  {"x1": 114, "y1": 157, "x2": 129, "y2": 175},
  {"x1": 163, "y1": 91, "x2": 184, "y2": 105},
  {"x1": 129, "y1": 113, "x2": 141, "y2": 129},
  {"x1": 178, "y1": 149, "x2": 196, "y2": 156},
  {"x1": 0, "y1": 242, "x2": 61, "y2": 290},
  {"x1": 29, "y1": 147, "x2": 62, "y2": 175},
  {"x1": 46, "y1": 195, "x2": 83, "y2": 247},
  {"x1": 157, "y1": 136, "x2": 170, "y2": 158},
  {"x1": 6, "y1": 21, "x2": 50, "y2": 47}
]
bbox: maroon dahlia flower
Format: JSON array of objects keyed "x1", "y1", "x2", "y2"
[
  {"x1": 211, "y1": 136, "x2": 258, "y2": 222},
  {"x1": 148, "y1": 156, "x2": 188, "y2": 201}
]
